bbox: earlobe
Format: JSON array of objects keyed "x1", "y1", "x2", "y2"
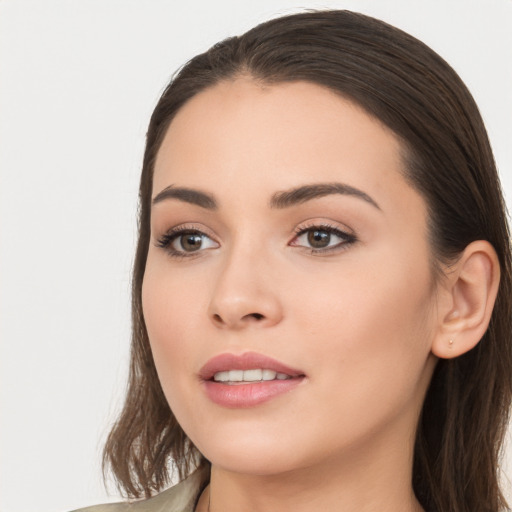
[{"x1": 432, "y1": 240, "x2": 500, "y2": 359}]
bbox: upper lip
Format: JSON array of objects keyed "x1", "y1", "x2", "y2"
[{"x1": 199, "y1": 351, "x2": 305, "y2": 380}]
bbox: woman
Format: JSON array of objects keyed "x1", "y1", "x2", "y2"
[{"x1": 74, "y1": 9, "x2": 512, "y2": 512}]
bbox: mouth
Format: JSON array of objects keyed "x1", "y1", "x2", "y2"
[
  {"x1": 200, "y1": 351, "x2": 305, "y2": 381},
  {"x1": 212, "y1": 368, "x2": 294, "y2": 384},
  {"x1": 199, "y1": 352, "x2": 306, "y2": 408}
]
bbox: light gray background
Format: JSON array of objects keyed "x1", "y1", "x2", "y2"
[{"x1": 1, "y1": 1, "x2": 511, "y2": 511}]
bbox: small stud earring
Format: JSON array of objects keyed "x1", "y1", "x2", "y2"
[{"x1": 449, "y1": 339, "x2": 454, "y2": 347}]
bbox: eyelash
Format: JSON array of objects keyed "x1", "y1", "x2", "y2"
[
  {"x1": 291, "y1": 223, "x2": 356, "y2": 255},
  {"x1": 155, "y1": 224, "x2": 216, "y2": 260},
  {"x1": 155, "y1": 223, "x2": 357, "y2": 259}
]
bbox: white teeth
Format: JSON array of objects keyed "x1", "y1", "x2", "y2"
[
  {"x1": 243, "y1": 369, "x2": 263, "y2": 381},
  {"x1": 214, "y1": 371, "x2": 230, "y2": 382},
  {"x1": 229, "y1": 370, "x2": 244, "y2": 382},
  {"x1": 262, "y1": 369, "x2": 277, "y2": 381},
  {"x1": 213, "y1": 369, "x2": 290, "y2": 383}
]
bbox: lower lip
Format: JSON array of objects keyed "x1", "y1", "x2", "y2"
[{"x1": 203, "y1": 378, "x2": 304, "y2": 408}]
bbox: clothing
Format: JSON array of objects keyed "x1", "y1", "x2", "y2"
[{"x1": 70, "y1": 468, "x2": 208, "y2": 512}]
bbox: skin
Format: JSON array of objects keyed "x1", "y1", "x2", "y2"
[{"x1": 142, "y1": 78, "x2": 445, "y2": 512}]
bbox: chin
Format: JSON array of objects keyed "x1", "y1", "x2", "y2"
[
  {"x1": 192, "y1": 430, "x2": 308, "y2": 476},
  {"x1": 208, "y1": 450, "x2": 300, "y2": 477},
  {"x1": 198, "y1": 429, "x2": 348, "y2": 480}
]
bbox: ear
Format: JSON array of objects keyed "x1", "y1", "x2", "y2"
[{"x1": 432, "y1": 240, "x2": 500, "y2": 359}]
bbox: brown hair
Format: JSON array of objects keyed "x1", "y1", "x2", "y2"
[{"x1": 103, "y1": 10, "x2": 512, "y2": 511}]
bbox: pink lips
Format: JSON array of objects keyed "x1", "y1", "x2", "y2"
[{"x1": 199, "y1": 352, "x2": 305, "y2": 408}]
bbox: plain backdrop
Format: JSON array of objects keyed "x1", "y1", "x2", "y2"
[{"x1": 1, "y1": 1, "x2": 511, "y2": 511}]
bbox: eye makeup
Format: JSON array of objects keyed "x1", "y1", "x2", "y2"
[
  {"x1": 155, "y1": 223, "x2": 219, "y2": 260},
  {"x1": 290, "y1": 222, "x2": 357, "y2": 255},
  {"x1": 154, "y1": 219, "x2": 357, "y2": 260}
]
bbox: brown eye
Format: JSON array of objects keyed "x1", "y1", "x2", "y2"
[
  {"x1": 178, "y1": 233, "x2": 204, "y2": 252},
  {"x1": 307, "y1": 230, "x2": 331, "y2": 248},
  {"x1": 156, "y1": 229, "x2": 219, "y2": 256},
  {"x1": 291, "y1": 225, "x2": 356, "y2": 253}
]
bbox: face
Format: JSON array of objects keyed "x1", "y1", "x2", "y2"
[{"x1": 142, "y1": 79, "x2": 439, "y2": 476}]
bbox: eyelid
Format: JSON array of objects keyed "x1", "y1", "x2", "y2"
[
  {"x1": 155, "y1": 222, "x2": 217, "y2": 240},
  {"x1": 289, "y1": 220, "x2": 357, "y2": 254},
  {"x1": 292, "y1": 218, "x2": 354, "y2": 236},
  {"x1": 154, "y1": 219, "x2": 356, "y2": 259},
  {"x1": 154, "y1": 223, "x2": 220, "y2": 258},
  {"x1": 291, "y1": 218, "x2": 356, "y2": 241}
]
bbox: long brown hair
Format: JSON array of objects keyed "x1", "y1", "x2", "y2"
[{"x1": 103, "y1": 10, "x2": 512, "y2": 511}]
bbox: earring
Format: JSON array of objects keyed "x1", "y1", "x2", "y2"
[{"x1": 449, "y1": 339, "x2": 454, "y2": 347}]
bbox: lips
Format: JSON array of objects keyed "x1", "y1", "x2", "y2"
[
  {"x1": 199, "y1": 352, "x2": 306, "y2": 408},
  {"x1": 199, "y1": 352, "x2": 304, "y2": 380}
]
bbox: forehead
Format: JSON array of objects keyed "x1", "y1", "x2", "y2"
[{"x1": 153, "y1": 79, "x2": 415, "y2": 214}]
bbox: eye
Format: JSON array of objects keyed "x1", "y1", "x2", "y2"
[
  {"x1": 156, "y1": 228, "x2": 219, "y2": 257},
  {"x1": 172, "y1": 231, "x2": 217, "y2": 253},
  {"x1": 290, "y1": 225, "x2": 356, "y2": 253}
]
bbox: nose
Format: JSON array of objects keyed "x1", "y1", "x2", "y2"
[{"x1": 208, "y1": 249, "x2": 284, "y2": 330}]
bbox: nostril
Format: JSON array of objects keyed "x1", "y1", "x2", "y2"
[{"x1": 210, "y1": 311, "x2": 269, "y2": 327}]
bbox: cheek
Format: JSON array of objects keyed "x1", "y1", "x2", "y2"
[
  {"x1": 142, "y1": 268, "x2": 175, "y2": 352},
  {"x1": 279, "y1": 264, "x2": 435, "y2": 459},
  {"x1": 291, "y1": 252, "x2": 435, "y2": 397},
  {"x1": 141, "y1": 261, "x2": 202, "y2": 397},
  {"x1": 142, "y1": 252, "x2": 209, "y2": 339}
]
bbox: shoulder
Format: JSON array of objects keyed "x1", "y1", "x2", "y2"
[{"x1": 70, "y1": 468, "x2": 208, "y2": 512}]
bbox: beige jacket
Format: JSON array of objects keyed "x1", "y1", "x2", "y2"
[{"x1": 70, "y1": 468, "x2": 207, "y2": 512}]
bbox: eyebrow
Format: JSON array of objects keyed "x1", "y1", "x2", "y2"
[
  {"x1": 270, "y1": 182, "x2": 380, "y2": 210},
  {"x1": 152, "y1": 185, "x2": 218, "y2": 210},
  {"x1": 151, "y1": 182, "x2": 380, "y2": 211}
]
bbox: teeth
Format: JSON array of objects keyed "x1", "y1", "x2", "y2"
[
  {"x1": 262, "y1": 369, "x2": 277, "y2": 381},
  {"x1": 229, "y1": 370, "x2": 244, "y2": 382},
  {"x1": 213, "y1": 371, "x2": 230, "y2": 382},
  {"x1": 244, "y1": 369, "x2": 263, "y2": 381},
  {"x1": 213, "y1": 369, "x2": 291, "y2": 383}
]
